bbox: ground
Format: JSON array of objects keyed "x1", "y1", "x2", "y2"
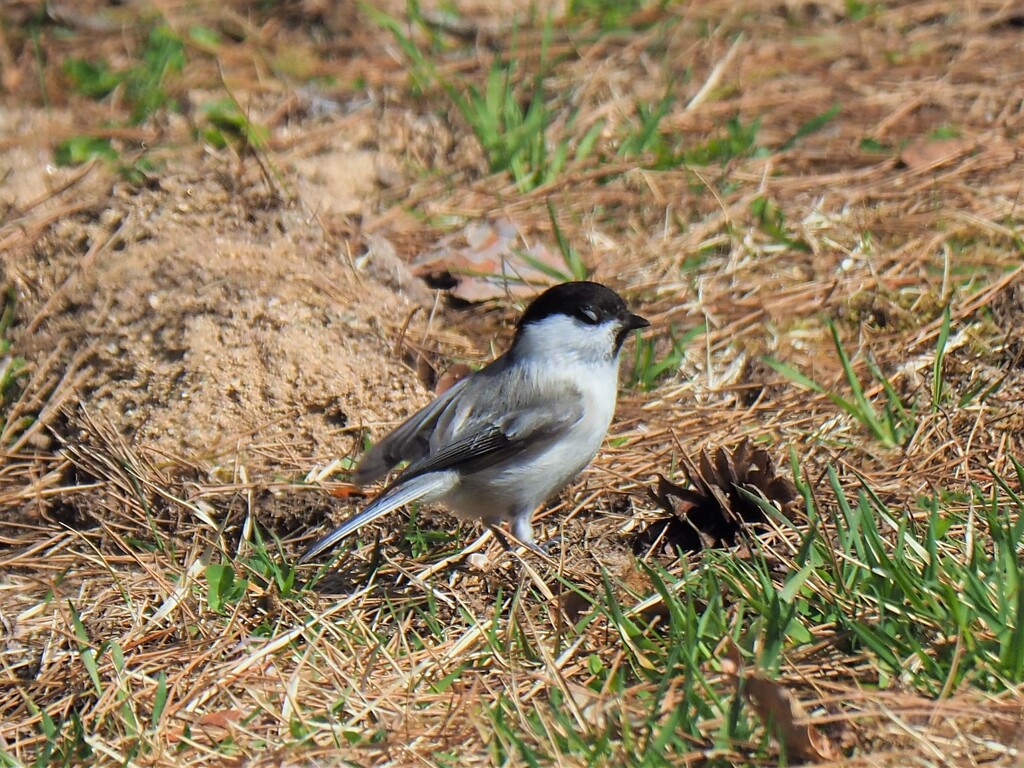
[{"x1": 1, "y1": 1, "x2": 1023, "y2": 766}]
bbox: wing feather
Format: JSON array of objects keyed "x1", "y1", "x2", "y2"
[
  {"x1": 353, "y1": 376, "x2": 472, "y2": 486},
  {"x1": 354, "y1": 361, "x2": 586, "y2": 488},
  {"x1": 398, "y1": 399, "x2": 584, "y2": 481}
]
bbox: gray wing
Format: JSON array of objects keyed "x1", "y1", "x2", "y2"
[
  {"x1": 353, "y1": 376, "x2": 473, "y2": 486},
  {"x1": 354, "y1": 359, "x2": 585, "y2": 487},
  {"x1": 397, "y1": 400, "x2": 584, "y2": 482}
]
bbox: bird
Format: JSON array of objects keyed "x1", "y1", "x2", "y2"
[{"x1": 298, "y1": 281, "x2": 649, "y2": 564}]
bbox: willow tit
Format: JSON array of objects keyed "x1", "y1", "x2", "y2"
[{"x1": 299, "y1": 281, "x2": 649, "y2": 563}]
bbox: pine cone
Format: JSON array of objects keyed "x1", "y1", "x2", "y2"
[{"x1": 636, "y1": 438, "x2": 799, "y2": 555}]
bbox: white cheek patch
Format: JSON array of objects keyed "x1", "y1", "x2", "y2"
[{"x1": 517, "y1": 315, "x2": 621, "y2": 364}]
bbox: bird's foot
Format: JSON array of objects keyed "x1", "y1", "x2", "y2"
[
  {"x1": 488, "y1": 525, "x2": 562, "y2": 558},
  {"x1": 528, "y1": 535, "x2": 562, "y2": 555}
]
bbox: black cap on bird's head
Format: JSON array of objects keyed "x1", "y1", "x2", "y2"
[{"x1": 516, "y1": 281, "x2": 650, "y2": 353}]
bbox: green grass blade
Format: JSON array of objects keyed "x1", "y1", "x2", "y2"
[
  {"x1": 999, "y1": 575, "x2": 1024, "y2": 679},
  {"x1": 864, "y1": 354, "x2": 915, "y2": 444},
  {"x1": 828, "y1": 320, "x2": 893, "y2": 444},
  {"x1": 68, "y1": 602, "x2": 103, "y2": 697},
  {"x1": 546, "y1": 200, "x2": 588, "y2": 280},
  {"x1": 575, "y1": 119, "x2": 604, "y2": 161},
  {"x1": 781, "y1": 103, "x2": 840, "y2": 150},
  {"x1": 151, "y1": 672, "x2": 168, "y2": 727},
  {"x1": 760, "y1": 356, "x2": 825, "y2": 393},
  {"x1": 932, "y1": 303, "x2": 951, "y2": 410}
]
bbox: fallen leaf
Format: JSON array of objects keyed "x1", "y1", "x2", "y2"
[
  {"x1": 744, "y1": 676, "x2": 836, "y2": 762},
  {"x1": 720, "y1": 640, "x2": 836, "y2": 763},
  {"x1": 327, "y1": 483, "x2": 363, "y2": 499},
  {"x1": 167, "y1": 709, "x2": 245, "y2": 745},
  {"x1": 413, "y1": 219, "x2": 565, "y2": 302},
  {"x1": 197, "y1": 708, "x2": 243, "y2": 731},
  {"x1": 435, "y1": 363, "x2": 473, "y2": 395},
  {"x1": 900, "y1": 136, "x2": 974, "y2": 171}
]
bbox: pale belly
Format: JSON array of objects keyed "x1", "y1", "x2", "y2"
[{"x1": 440, "y1": 407, "x2": 612, "y2": 525}]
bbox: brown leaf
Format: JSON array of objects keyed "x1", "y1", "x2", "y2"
[
  {"x1": 167, "y1": 708, "x2": 245, "y2": 745},
  {"x1": 900, "y1": 136, "x2": 974, "y2": 171},
  {"x1": 197, "y1": 708, "x2": 243, "y2": 730},
  {"x1": 327, "y1": 483, "x2": 363, "y2": 499},
  {"x1": 435, "y1": 363, "x2": 473, "y2": 395},
  {"x1": 743, "y1": 676, "x2": 836, "y2": 762},
  {"x1": 720, "y1": 640, "x2": 836, "y2": 763},
  {"x1": 412, "y1": 219, "x2": 564, "y2": 302}
]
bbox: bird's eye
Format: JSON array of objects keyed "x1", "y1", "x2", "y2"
[{"x1": 577, "y1": 306, "x2": 600, "y2": 325}]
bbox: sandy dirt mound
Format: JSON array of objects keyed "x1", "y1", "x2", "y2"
[{"x1": 4, "y1": 115, "x2": 436, "y2": 471}]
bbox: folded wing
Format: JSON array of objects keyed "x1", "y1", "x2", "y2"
[{"x1": 299, "y1": 394, "x2": 583, "y2": 563}]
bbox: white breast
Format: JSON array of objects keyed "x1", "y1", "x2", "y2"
[
  {"x1": 449, "y1": 358, "x2": 619, "y2": 522},
  {"x1": 442, "y1": 312, "x2": 626, "y2": 524}
]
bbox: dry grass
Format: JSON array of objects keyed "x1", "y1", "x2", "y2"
[{"x1": 2, "y1": 0, "x2": 1023, "y2": 765}]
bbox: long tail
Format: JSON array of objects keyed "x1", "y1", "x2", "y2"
[{"x1": 298, "y1": 472, "x2": 455, "y2": 564}]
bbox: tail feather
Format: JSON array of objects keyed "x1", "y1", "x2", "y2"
[{"x1": 298, "y1": 472, "x2": 456, "y2": 564}]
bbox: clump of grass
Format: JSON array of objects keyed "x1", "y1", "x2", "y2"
[
  {"x1": 567, "y1": 0, "x2": 663, "y2": 30},
  {"x1": 616, "y1": 91, "x2": 677, "y2": 162},
  {"x1": 0, "y1": 286, "x2": 29, "y2": 443},
  {"x1": 403, "y1": 507, "x2": 462, "y2": 558},
  {"x1": 56, "y1": 20, "x2": 267, "y2": 180},
  {"x1": 780, "y1": 102, "x2": 841, "y2": 151},
  {"x1": 56, "y1": 22, "x2": 185, "y2": 179},
  {"x1": 480, "y1": 451, "x2": 1024, "y2": 762},
  {"x1": 198, "y1": 98, "x2": 269, "y2": 151},
  {"x1": 52, "y1": 135, "x2": 119, "y2": 167},
  {"x1": 628, "y1": 324, "x2": 703, "y2": 391},
  {"x1": 62, "y1": 24, "x2": 185, "y2": 125},
  {"x1": 763, "y1": 319, "x2": 917, "y2": 447},
  {"x1": 204, "y1": 561, "x2": 250, "y2": 614},
  {"x1": 683, "y1": 115, "x2": 766, "y2": 165},
  {"x1": 368, "y1": 8, "x2": 603, "y2": 192},
  {"x1": 371, "y1": 7, "x2": 769, "y2": 188},
  {"x1": 542, "y1": 200, "x2": 590, "y2": 281},
  {"x1": 459, "y1": 50, "x2": 599, "y2": 192},
  {"x1": 798, "y1": 459, "x2": 1024, "y2": 692},
  {"x1": 750, "y1": 196, "x2": 810, "y2": 252}
]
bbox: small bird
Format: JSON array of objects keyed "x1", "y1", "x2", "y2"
[{"x1": 299, "y1": 281, "x2": 649, "y2": 563}]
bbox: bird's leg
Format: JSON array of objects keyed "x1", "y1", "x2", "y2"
[
  {"x1": 488, "y1": 515, "x2": 561, "y2": 557},
  {"x1": 488, "y1": 521, "x2": 550, "y2": 557},
  {"x1": 512, "y1": 514, "x2": 562, "y2": 555},
  {"x1": 511, "y1": 514, "x2": 534, "y2": 547}
]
